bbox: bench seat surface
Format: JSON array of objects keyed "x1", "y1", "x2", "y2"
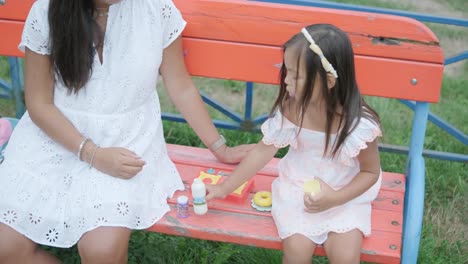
[{"x1": 148, "y1": 144, "x2": 405, "y2": 264}]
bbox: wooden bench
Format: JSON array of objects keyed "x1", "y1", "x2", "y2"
[{"x1": 0, "y1": 0, "x2": 444, "y2": 263}]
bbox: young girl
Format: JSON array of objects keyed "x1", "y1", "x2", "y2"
[
  {"x1": 206, "y1": 24, "x2": 382, "y2": 264},
  {"x1": 0, "y1": 0, "x2": 252, "y2": 263}
]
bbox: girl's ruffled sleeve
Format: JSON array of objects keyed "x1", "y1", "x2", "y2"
[
  {"x1": 260, "y1": 111, "x2": 298, "y2": 149},
  {"x1": 338, "y1": 118, "x2": 382, "y2": 166},
  {"x1": 18, "y1": 0, "x2": 51, "y2": 55}
]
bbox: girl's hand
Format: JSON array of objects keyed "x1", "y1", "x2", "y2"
[
  {"x1": 92, "y1": 147, "x2": 146, "y2": 179},
  {"x1": 212, "y1": 144, "x2": 255, "y2": 164},
  {"x1": 205, "y1": 183, "x2": 229, "y2": 201},
  {"x1": 303, "y1": 178, "x2": 339, "y2": 213}
]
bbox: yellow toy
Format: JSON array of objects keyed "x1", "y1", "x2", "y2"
[
  {"x1": 198, "y1": 171, "x2": 222, "y2": 185},
  {"x1": 198, "y1": 170, "x2": 254, "y2": 203},
  {"x1": 303, "y1": 179, "x2": 321, "y2": 196},
  {"x1": 253, "y1": 191, "x2": 272, "y2": 207}
]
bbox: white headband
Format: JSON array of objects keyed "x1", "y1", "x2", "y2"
[{"x1": 301, "y1": 28, "x2": 338, "y2": 78}]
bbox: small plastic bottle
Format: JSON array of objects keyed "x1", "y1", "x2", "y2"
[
  {"x1": 191, "y1": 178, "x2": 208, "y2": 215},
  {"x1": 176, "y1": 195, "x2": 189, "y2": 218}
]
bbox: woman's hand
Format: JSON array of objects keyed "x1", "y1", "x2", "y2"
[
  {"x1": 303, "y1": 178, "x2": 340, "y2": 213},
  {"x1": 205, "y1": 183, "x2": 230, "y2": 201},
  {"x1": 212, "y1": 144, "x2": 256, "y2": 164},
  {"x1": 88, "y1": 146, "x2": 146, "y2": 180}
]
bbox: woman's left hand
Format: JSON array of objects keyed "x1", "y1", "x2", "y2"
[
  {"x1": 212, "y1": 144, "x2": 256, "y2": 164},
  {"x1": 303, "y1": 178, "x2": 340, "y2": 213}
]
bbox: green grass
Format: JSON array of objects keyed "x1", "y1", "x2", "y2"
[
  {"x1": 427, "y1": 23, "x2": 468, "y2": 40},
  {"x1": 438, "y1": 0, "x2": 467, "y2": 12},
  {"x1": 0, "y1": 98, "x2": 15, "y2": 118}
]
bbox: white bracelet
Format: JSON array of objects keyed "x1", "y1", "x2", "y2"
[
  {"x1": 89, "y1": 145, "x2": 99, "y2": 168},
  {"x1": 77, "y1": 137, "x2": 90, "y2": 161},
  {"x1": 209, "y1": 135, "x2": 226, "y2": 152}
]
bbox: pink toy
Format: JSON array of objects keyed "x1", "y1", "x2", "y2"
[{"x1": 0, "y1": 118, "x2": 14, "y2": 150}]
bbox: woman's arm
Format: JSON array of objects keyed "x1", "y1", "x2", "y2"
[
  {"x1": 24, "y1": 48, "x2": 84, "y2": 154},
  {"x1": 24, "y1": 49, "x2": 144, "y2": 178},
  {"x1": 160, "y1": 36, "x2": 253, "y2": 163}
]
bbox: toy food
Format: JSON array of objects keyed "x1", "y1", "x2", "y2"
[
  {"x1": 303, "y1": 179, "x2": 321, "y2": 196},
  {"x1": 253, "y1": 191, "x2": 272, "y2": 207}
]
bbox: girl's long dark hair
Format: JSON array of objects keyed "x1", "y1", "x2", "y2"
[
  {"x1": 48, "y1": 0, "x2": 102, "y2": 93},
  {"x1": 271, "y1": 24, "x2": 381, "y2": 157}
]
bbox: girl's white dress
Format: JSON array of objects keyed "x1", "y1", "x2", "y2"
[
  {"x1": 0, "y1": 0, "x2": 186, "y2": 247},
  {"x1": 261, "y1": 111, "x2": 382, "y2": 244}
]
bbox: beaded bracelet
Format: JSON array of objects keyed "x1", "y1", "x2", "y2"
[
  {"x1": 89, "y1": 144, "x2": 99, "y2": 168},
  {"x1": 77, "y1": 137, "x2": 90, "y2": 161},
  {"x1": 209, "y1": 135, "x2": 226, "y2": 152}
]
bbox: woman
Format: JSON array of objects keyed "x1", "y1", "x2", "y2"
[{"x1": 0, "y1": 0, "x2": 252, "y2": 263}]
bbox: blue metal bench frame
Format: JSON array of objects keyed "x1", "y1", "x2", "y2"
[{"x1": 0, "y1": 57, "x2": 24, "y2": 119}]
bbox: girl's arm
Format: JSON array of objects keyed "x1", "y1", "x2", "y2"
[
  {"x1": 24, "y1": 49, "x2": 144, "y2": 179},
  {"x1": 160, "y1": 36, "x2": 253, "y2": 163},
  {"x1": 305, "y1": 139, "x2": 380, "y2": 212},
  {"x1": 206, "y1": 141, "x2": 279, "y2": 200},
  {"x1": 334, "y1": 139, "x2": 381, "y2": 204}
]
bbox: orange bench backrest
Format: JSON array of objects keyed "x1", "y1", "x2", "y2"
[{"x1": 0, "y1": 0, "x2": 444, "y2": 102}]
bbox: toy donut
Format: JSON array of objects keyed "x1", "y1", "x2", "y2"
[{"x1": 253, "y1": 191, "x2": 272, "y2": 207}]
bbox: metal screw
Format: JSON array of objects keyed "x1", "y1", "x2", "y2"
[
  {"x1": 391, "y1": 220, "x2": 400, "y2": 226},
  {"x1": 392, "y1": 199, "x2": 399, "y2": 205},
  {"x1": 0, "y1": 0, "x2": 5, "y2": 5},
  {"x1": 395, "y1": 180, "x2": 402, "y2": 184},
  {"x1": 389, "y1": 244, "x2": 398, "y2": 250},
  {"x1": 411, "y1": 78, "x2": 418, "y2": 85}
]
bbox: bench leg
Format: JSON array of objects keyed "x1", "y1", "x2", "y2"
[{"x1": 402, "y1": 102, "x2": 429, "y2": 264}]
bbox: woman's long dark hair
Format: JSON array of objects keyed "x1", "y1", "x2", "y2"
[
  {"x1": 271, "y1": 24, "x2": 381, "y2": 157},
  {"x1": 48, "y1": 0, "x2": 102, "y2": 93}
]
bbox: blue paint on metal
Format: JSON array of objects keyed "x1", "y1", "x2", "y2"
[
  {"x1": 403, "y1": 155, "x2": 426, "y2": 264},
  {"x1": 379, "y1": 144, "x2": 467, "y2": 163},
  {"x1": 402, "y1": 102, "x2": 429, "y2": 263},
  {"x1": 400, "y1": 100, "x2": 467, "y2": 145},
  {"x1": 254, "y1": 114, "x2": 270, "y2": 125},
  {"x1": 444, "y1": 51, "x2": 468, "y2": 65},
  {"x1": 245, "y1": 82, "x2": 253, "y2": 121},
  {"x1": 8, "y1": 57, "x2": 25, "y2": 119},
  {"x1": 200, "y1": 92, "x2": 243, "y2": 123},
  {"x1": 0, "y1": 78, "x2": 11, "y2": 92},
  {"x1": 250, "y1": 0, "x2": 468, "y2": 27},
  {"x1": 0, "y1": 78, "x2": 11, "y2": 99}
]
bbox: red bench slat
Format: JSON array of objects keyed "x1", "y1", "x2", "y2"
[
  {"x1": 0, "y1": 22, "x2": 445, "y2": 103},
  {"x1": 0, "y1": 0, "x2": 34, "y2": 21},
  {"x1": 175, "y1": 0, "x2": 443, "y2": 64},
  {"x1": 163, "y1": 144, "x2": 403, "y2": 264},
  {"x1": 182, "y1": 38, "x2": 443, "y2": 102},
  {"x1": 0, "y1": 0, "x2": 444, "y2": 103},
  {"x1": 0, "y1": 21, "x2": 23, "y2": 57},
  {"x1": 150, "y1": 205, "x2": 401, "y2": 264}
]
